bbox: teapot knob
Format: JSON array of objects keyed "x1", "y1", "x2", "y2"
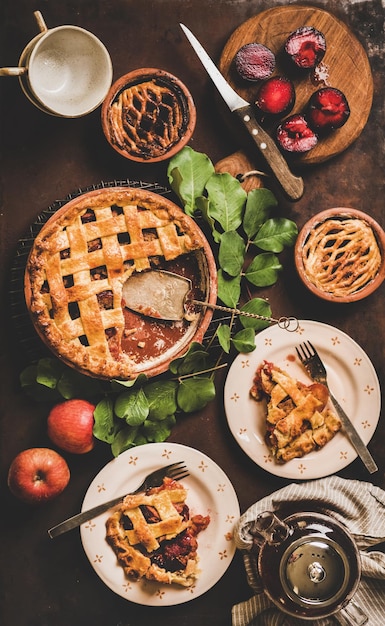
[{"x1": 308, "y1": 561, "x2": 326, "y2": 583}]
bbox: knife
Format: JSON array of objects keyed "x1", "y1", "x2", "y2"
[{"x1": 180, "y1": 23, "x2": 304, "y2": 201}]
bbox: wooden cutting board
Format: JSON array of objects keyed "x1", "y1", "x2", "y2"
[{"x1": 219, "y1": 5, "x2": 373, "y2": 165}]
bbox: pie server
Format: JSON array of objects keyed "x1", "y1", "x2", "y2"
[
  {"x1": 180, "y1": 23, "x2": 304, "y2": 202},
  {"x1": 122, "y1": 270, "x2": 298, "y2": 331}
]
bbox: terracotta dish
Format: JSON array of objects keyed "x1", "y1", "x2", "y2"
[
  {"x1": 295, "y1": 208, "x2": 385, "y2": 302},
  {"x1": 101, "y1": 68, "x2": 196, "y2": 163},
  {"x1": 24, "y1": 186, "x2": 217, "y2": 380}
]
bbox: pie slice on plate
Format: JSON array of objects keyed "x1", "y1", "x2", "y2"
[
  {"x1": 250, "y1": 361, "x2": 342, "y2": 462},
  {"x1": 105, "y1": 477, "x2": 210, "y2": 587}
]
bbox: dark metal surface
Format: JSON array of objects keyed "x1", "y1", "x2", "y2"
[{"x1": 1, "y1": 1, "x2": 385, "y2": 625}]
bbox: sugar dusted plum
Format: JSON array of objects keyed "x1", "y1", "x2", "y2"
[
  {"x1": 255, "y1": 76, "x2": 295, "y2": 117},
  {"x1": 276, "y1": 114, "x2": 318, "y2": 154},
  {"x1": 235, "y1": 43, "x2": 275, "y2": 81},
  {"x1": 284, "y1": 26, "x2": 326, "y2": 70}
]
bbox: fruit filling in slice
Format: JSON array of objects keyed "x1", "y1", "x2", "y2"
[
  {"x1": 106, "y1": 477, "x2": 210, "y2": 587},
  {"x1": 250, "y1": 361, "x2": 342, "y2": 462}
]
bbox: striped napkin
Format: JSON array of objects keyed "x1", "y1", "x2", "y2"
[{"x1": 232, "y1": 476, "x2": 385, "y2": 626}]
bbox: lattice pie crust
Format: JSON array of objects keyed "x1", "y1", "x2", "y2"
[
  {"x1": 250, "y1": 361, "x2": 342, "y2": 462},
  {"x1": 25, "y1": 187, "x2": 208, "y2": 380},
  {"x1": 106, "y1": 477, "x2": 210, "y2": 587},
  {"x1": 301, "y1": 217, "x2": 381, "y2": 298}
]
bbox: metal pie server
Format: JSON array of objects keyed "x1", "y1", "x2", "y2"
[{"x1": 180, "y1": 23, "x2": 304, "y2": 201}]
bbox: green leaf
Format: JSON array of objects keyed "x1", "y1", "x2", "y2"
[
  {"x1": 217, "y1": 269, "x2": 241, "y2": 307},
  {"x1": 245, "y1": 253, "x2": 283, "y2": 287},
  {"x1": 36, "y1": 357, "x2": 63, "y2": 389},
  {"x1": 144, "y1": 380, "x2": 178, "y2": 420},
  {"x1": 205, "y1": 173, "x2": 246, "y2": 233},
  {"x1": 167, "y1": 146, "x2": 215, "y2": 215},
  {"x1": 196, "y1": 195, "x2": 222, "y2": 244},
  {"x1": 243, "y1": 188, "x2": 278, "y2": 238},
  {"x1": 177, "y1": 377, "x2": 216, "y2": 412},
  {"x1": 111, "y1": 425, "x2": 139, "y2": 457},
  {"x1": 253, "y1": 217, "x2": 298, "y2": 252},
  {"x1": 232, "y1": 328, "x2": 256, "y2": 353},
  {"x1": 109, "y1": 373, "x2": 147, "y2": 391},
  {"x1": 239, "y1": 298, "x2": 272, "y2": 331},
  {"x1": 114, "y1": 388, "x2": 149, "y2": 425},
  {"x1": 217, "y1": 324, "x2": 231, "y2": 353},
  {"x1": 142, "y1": 414, "x2": 176, "y2": 442},
  {"x1": 169, "y1": 342, "x2": 210, "y2": 375},
  {"x1": 93, "y1": 396, "x2": 117, "y2": 443},
  {"x1": 218, "y1": 230, "x2": 246, "y2": 277}
]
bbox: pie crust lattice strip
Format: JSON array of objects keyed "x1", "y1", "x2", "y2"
[
  {"x1": 106, "y1": 477, "x2": 210, "y2": 587},
  {"x1": 250, "y1": 361, "x2": 342, "y2": 462},
  {"x1": 301, "y1": 217, "x2": 382, "y2": 298},
  {"x1": 24, "y1": 187, "x2": 216, "y2": 380}
]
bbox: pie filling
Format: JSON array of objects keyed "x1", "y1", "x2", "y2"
[
  {"x1": 25, "y1": 188, "x2": 214, "y2": 379},
  {"x1": 250, "y1": 361, "x2": 342, "y2": 463},
  {"x1": 106, "y1": 477, "x2": 210, "y2": 587}
]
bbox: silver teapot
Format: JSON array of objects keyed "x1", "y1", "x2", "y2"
[{"x1": 251, "y1": 510, "x2": 368, "y2": 624}]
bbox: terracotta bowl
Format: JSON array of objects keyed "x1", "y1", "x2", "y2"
[
  {"x1": 101, "y1": 68, "x2": 196, "y2": 163},
  {"x1": 295, "y1": 208, "x2": 385, "y2": 303}
]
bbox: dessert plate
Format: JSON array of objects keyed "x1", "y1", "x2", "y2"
[
  {"x1": 80, "y1": 442, "x2": 240, "y2": 605},
  {"x1": 224, "y1": 320, "x2": 380, "y2": 479},
  {"x1": 219, "y1": 5, "x2": 373, "y2": 165}
]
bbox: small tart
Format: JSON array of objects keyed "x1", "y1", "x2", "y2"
[
  {"x1": 101, "y1": 69, "x2": 196, "y2": 163},
  {"x1": 250, "y1": 361, "x2": 342, "y2": 463},
  {"x1": 24, "y1": 187, "x2": 216, "y2": 380},
  {"x1": 105, "y1": 477, "x2": 210, "y2": 587},
  {"x1": 295, "y1": 208, "x2": 385, "y2": 302}
]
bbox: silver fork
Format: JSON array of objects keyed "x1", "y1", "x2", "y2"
[
  {"x1": 296, "y1": 341, "x2": 377, "y2": 474},
  {"x1": 48, "y1": 461, "x2": 189, "y2": 538}
]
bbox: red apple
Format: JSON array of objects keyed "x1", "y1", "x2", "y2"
[
  {"x1": 47, "y1": 398, "x2": 96, "y2": 454},
  {"x1": 8, "y1": 447, "x2": 70, "y2": 504}
]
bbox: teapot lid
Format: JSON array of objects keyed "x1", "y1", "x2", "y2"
[{"x1": 280, "y1": 534, "x2": 351, "y2": 608}]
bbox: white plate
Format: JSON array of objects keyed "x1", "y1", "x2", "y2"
[
  {"x1": 80, "y1": 442, "x2": 240, "y2": 605},
  {"x1": 224, "y1": 320, "x2": 381, "y2": 479}
]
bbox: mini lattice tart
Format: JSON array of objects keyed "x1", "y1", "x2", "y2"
[
  {"x1": 105, "y1": 477, "x2": 210, "y2": 587},
  {"x1": 250, "y1": 361, "x2": 342, "y2": 463},
  {"x1": 101, "y1": 68, "x2": 196, "y2": 163},
  {"x1": 295, "y1": 208, "x2": 385, "y2": 302},
  {"x1": 24, "y1": 187, "x2": 217, "y2": 380}
]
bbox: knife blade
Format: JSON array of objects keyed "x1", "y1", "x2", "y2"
[{"x1": 180, "y1": 23, "x2": 304, "y2": 201}]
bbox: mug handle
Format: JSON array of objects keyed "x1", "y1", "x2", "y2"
[
  {"x1": 0, "y1": 11, "x2": 47, "y2": 77},
  {"x1": 0, "y1": 67, "x2": 27, "y2": 76},
  {"x1": 34, "y1": 10, "x2": 48, "y2": 33}
]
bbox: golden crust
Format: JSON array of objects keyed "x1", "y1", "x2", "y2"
[
  {"x1": 250, "y1": 361, "x2": 342, "y2": 463},
  {"x1": 301, "y1": 217, "x2": 381, "y2": 298},
  {"x1": 25, "y1": 187, "x2": 205, "y2": 380},
  {"x1": 107, "y1": 79, "x2": 186, "y2": 160},
  {"x1": 105, "y1": 478, "x2": 210, "y2": 587}
]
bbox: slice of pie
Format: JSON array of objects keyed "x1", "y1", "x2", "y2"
[
  {"x1": 250, "y1": 361, "x2": 342, "y2": 462},
  {"x1": 105, "y1": 476, "x2": 210, "y2": 587},
  {"x1": 24, "y1": 187, "x2": 216, "y2": 380}
]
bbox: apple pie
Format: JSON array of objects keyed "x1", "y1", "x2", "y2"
[
  {"x1": 250, "y1": 361, "x2": 342, "y2": 462},
  {"x1": 105, "y1": 476, "x2": 210, "y2": 587},
  {"x1": 24, "y1": 187, "x2": 216, "y2": 380},
  {"x1": 300, "y1": 216, "x2": 382, "y2": 298}
]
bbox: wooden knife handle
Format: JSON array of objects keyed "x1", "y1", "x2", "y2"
[{"x1": 233, "y1": 104, "x2": 304, "y2": 201}]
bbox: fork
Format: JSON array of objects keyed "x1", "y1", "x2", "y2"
[
  {"x1": 296, "y1": 341, "x2": 377, "y2": 474},
  {"x1": 48, "y1": 461, "x2": 189, "y2": 538}
]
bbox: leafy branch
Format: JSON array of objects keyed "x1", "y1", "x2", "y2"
[{"x1": 167, "y1": 146, "x2": 298, "y2": 354}]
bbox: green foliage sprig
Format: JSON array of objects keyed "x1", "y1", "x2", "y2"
[
  {"x1": 20, "y1": 342, "x2": 218, "y2": 457},
  {"x1": 167, "y1": 146, "x2": 298, "y2": 353}
]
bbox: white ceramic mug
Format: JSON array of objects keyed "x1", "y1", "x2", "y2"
[{"x1": 0, "y1": 11, "x2": 113, "y2": 117}]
